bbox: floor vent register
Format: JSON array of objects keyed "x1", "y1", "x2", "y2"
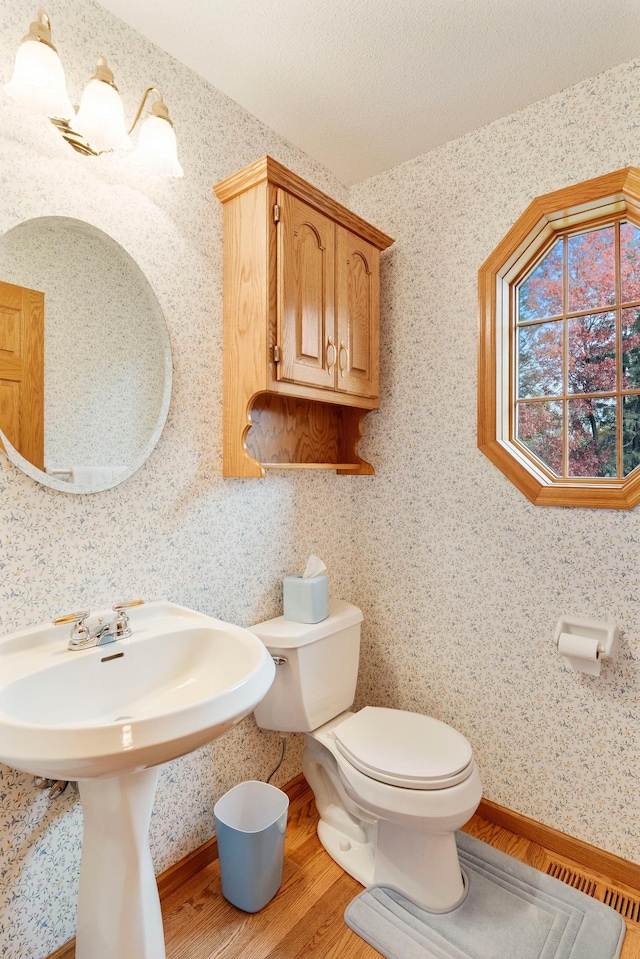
[{"x1": 545, "y1": 857, "x2": 640, "y2": 926}]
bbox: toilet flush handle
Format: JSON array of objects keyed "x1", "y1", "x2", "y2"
[{"x1": 272, "y1": 655, "x2": 288, "y2": 666}]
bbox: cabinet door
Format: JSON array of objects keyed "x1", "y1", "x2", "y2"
[
  {"x1": 277, "y1": 190, "x2": 336, "y2": 390},
  {"x1": 336, "y1": 226, "x2": 379, "y2": 399}
]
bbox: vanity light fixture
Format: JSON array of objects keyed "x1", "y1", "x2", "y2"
[{"x1": 5, "y1": 9, "x2": 183, "y2": 178}]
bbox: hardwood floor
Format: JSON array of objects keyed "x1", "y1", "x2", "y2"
[
  {"x1": 49, "y1": 773, "x2": 640, "y2": 958},
  {"x1": 160, "y1": 775, "x2": 377, "y2": 959},
  {"x1": 158, "y1": 775, "x2": 640, "y2": 959}
]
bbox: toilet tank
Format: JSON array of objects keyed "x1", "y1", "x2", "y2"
[{"x1": 250, "y1": 600, "x2": 363, "y2": 732}]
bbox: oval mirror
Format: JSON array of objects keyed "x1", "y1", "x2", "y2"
[{"x1": 0, "y1": 217, "x2": 172, "y2": 493}]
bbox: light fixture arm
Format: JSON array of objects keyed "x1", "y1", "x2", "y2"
[{"x1": 128, "y1": 87, "x2": 172, "y2": 135}]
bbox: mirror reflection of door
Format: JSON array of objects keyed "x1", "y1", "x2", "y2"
[
  {"x1": 0, "y1": 217, "x2": 173, "y2": 493},
  {"x1": 0, "y1": 279, "x2": 44, "y2": 470}
]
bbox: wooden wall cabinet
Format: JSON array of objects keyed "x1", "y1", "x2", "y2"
[{"x1": 214, "y1": 156, "x2": 393, "y2": 478}]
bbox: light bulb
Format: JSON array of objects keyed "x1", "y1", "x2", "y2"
[
  {"x1": 71, "y1": 57, "x2": 131, "y2": 153},
  {"x1": 4, "y1": 11, "x2": 74, "y2": 120},
  {"x1": 131, "y1": 113, "x2": 183, "y2": 177}
]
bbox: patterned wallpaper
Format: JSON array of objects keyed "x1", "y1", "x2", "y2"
[
  {"x1": 0, "y1": 0, "x2": 358, "y2": 954},
  {"x1": 349, "y1": 60, "x2": 640, "y2": 866},
  {"x1": 2, "y1": 0, "x2": 640, "y2": 954}
]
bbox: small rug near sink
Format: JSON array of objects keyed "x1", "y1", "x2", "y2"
[{"x1": 344, "y1": 831, "x2": 625, "y2": 959}]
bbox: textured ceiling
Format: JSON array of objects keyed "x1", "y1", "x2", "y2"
[{"x1": 96, "y1": 0, "x2": 640, "y2": 185}]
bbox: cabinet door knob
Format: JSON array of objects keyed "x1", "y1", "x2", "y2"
[
  {"x1": 326, "y1": 336, "x2": 337, "y2": 371},
  {"x1": 339, "y1": 341, "x2": 349, "y2": 376}
]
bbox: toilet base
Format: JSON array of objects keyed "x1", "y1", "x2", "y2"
[
  {"x1": 373, "y1": 817, "x2": 468, "y2": 912},
  {"x1": 317, "y1": 813, "x2": 468, "y2": 913},
  {"x1": 317, "y1": 817, "x2": 375, "y2": 888},
  {"x1": 303, "y1": 719, "x2": 481, "y2": 912}
]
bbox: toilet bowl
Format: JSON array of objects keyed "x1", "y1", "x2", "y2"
[
  {"x1": 251, "y1": 601, "x2": 482, "y2": 912},
  {"x1": 303, "y1": 708, "x2": 482, "y2": 910}
]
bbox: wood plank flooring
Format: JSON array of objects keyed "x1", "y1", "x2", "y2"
[
  {"x1": 159, "y1": 774, "x2": 640, "y2": 959},
  {"x1": 160, "y1": 775, "x2": 377, "y2": 959}
]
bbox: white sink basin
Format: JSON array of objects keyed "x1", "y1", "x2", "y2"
[
  {"x1": 0, "y1": 601, "x2": 275, "y2": 780},
  {"x1": 0, "y1": 601, "x2": 276, "y2": 959}
]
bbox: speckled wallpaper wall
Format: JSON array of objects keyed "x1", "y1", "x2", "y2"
[
  {"x1": 349, "y1": 61, "x2": 640, "y2": 867},
  {"x1": 2, "y1": 0, "x2": 640, "y2": 954},
  {"x1": 0, "y1": 1, "x2": 360, "y2": 955}
]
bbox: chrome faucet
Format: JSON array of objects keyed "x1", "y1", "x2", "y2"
[{"x1": 54, "y1": 601, "x2": 144, "y2": 650}]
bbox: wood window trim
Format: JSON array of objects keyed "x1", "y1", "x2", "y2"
[{"x1": 478, "y1": 166, "x2": 640, "y2": 509}]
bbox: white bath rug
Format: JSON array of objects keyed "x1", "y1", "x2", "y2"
[{"x1": 344, "y1": 831, "x2": 625, "y2": 959}]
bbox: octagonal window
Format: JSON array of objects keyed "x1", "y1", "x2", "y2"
[{"x1": 479, "y1": 168, "x2": 640, "y2": 508}]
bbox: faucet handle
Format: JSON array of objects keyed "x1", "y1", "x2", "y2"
[
  {"x1": 53, "y1": 611, "x2": 91, "y2": 647},
  {"x1": 113, "y1": 600, "x2": 145, "y2": 612},
  {"x1": 112, "y1": 600, "x2": 144, "y2": 637},
  {"x1": 53, "y1": 610, "x2": 90, "y2": 627}
]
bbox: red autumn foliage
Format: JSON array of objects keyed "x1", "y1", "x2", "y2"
[{"x1": 516, "y1": 222, "x2": 640, "y2": 478}]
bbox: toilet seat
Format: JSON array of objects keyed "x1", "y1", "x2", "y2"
[{"x1": 333, "y1": 706, "x2": 473, "y2": 789}]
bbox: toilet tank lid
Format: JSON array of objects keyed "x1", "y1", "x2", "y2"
[{"x1": 248, "y1": 600, "x2": 363, "y2": 648}]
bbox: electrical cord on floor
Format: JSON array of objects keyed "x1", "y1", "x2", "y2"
[{"x1": 266, "y1": 732, "x2": 287, "y2": 784}]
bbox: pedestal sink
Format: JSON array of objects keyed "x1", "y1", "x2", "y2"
[{"x1": 0, "y1": 601, "x2": 276, "y2": 959}]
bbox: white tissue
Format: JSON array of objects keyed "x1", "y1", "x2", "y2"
[
  {"x1": 302, "y1": 555, "x2": 327, "y2": 579},
  {"x1": 557, "y1": 632, "x2": 601, "y2": 677}
]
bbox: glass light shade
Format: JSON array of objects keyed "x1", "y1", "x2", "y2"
[
  {"x1": 5, "y1": 38, "x2": 74, "y2": 120},
  {"x1": 131, "y1": 114, "x2": 183, "y2": 177},
  {"x1": 72, "y1": 77, "x2": 131, "y2": 153}
]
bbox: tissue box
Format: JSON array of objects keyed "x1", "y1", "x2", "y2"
[{"x1": 283, "y1": 574, "x2": 329, "y2": 624}]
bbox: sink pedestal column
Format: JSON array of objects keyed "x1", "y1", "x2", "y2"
[{"x1": 76, "y1": 768, "x2": 165, "y2": 959}]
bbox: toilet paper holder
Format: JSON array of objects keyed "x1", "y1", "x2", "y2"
[{"x1": 553, "y1": 615, "x2": 619, "y2": 661}]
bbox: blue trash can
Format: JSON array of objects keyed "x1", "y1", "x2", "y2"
[{"x1": 214, "y1": 780, "x2": 289, "y2": 912}]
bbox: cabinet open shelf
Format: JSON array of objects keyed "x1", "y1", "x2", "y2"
[
  {"x1": 262, "y1": 463, "x2": 363, "y2": 470},
  {"x1": 243, "y1": 394, "x2": 374, "y2": 476}
]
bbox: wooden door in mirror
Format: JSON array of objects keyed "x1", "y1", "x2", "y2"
[{"x1": 0, "y1": 279, "x2": 44, "y2": 470}]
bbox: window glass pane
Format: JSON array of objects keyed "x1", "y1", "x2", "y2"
[
  {"x1": 516, "y1": 401, "x2": 563, "y2": 474},
  {"x1": 567, "y1": 398, "x2": 617, "y2": 477},
  {"x1": 517, "y1": 321, "x2": 563, "y2": 397},
  {"x1": 621, "y1": 307, "x2": 640, "y2": 389},
  {"x1": 622, "y1": 395, "x2": 640, "y2": 476},
  {"x1": 620, "y1": 221, "x2": 640, "y2": 305},
  {"x1": 567, "y1": 226, "x2": 615, "y2": 313},
  {"x1": 518, "y1": 238, "x2": 563, "y2": 322},
  {"x1": 567, "y1": 311, "x2": 616, "y2": 394}
]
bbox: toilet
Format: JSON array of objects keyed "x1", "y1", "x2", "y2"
[{"x1": 251, "y1": 600, "x2": 482, "y2": 912}]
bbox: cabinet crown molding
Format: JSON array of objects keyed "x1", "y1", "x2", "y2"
[{"x1": 214, "y1": 155, "x2": 394, "y2": 252}]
